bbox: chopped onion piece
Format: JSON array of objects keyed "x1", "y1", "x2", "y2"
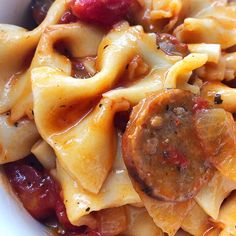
[{"x1": 195, "y1": 108, "x2": 236, "y2": 181}]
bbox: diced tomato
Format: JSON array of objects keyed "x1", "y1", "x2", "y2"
[
  {"x1": 4, "y1": 158, "x2": 86, "y2": 233},
  {"x1": 192, "y1": 97, "x2": 209, "y2": 113},
  {"x1": 70, "y1": 0, "x2": 132, "y2": 26},
  {"x1": 4, "y1": 163, "x2": 59, "y2": 220},
  {"x1": 4, "y1": 158, "x2": 103, "y2": 235},
  {"x1": 60, "y1": 10, "x2": 78, "y2": 24}
]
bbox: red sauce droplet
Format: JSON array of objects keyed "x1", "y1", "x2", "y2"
[
  {"x1": 70, "y1": 0, "x2": 132, "y2": 26},
  {"x1": 59, "y1": 10, "x2": 78, "y2": 24},
  {"x1": 163, "y1": 148, "x2": 189, "y2": 169},
  {"x1": 192, "y1": 97, "x2": 209, "y2": 113}
]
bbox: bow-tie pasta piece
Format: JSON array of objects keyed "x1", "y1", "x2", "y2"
[
  {"x1": 164, "y1": 53, "x2": 208, "y2": 94},
  {"x1": 131, "y1": 0, "x2": 182, "y2": 32},
  {"x1": 175, "y1": 4, "x2": 236, "y2": 49},
  {"x1": 0, "y1": 114, "x2": 40, "y2": 164},
  {"x1": 0, "y1": 0, "x2": 68, "y2": 115},
  {"x1": 181, "y1": 203, "x2": 213, "y2": 236},
  {"x1": 10, "y1": 22, "x2": 104, "y2": 121},
  {"x1": 217, "y1": 192, "x2": 236, "y2": 236},
  {"x1": 32, "y1": 67, "x2": 130, "y2": 193},
  {"x1": 195, "y1": 50, "x2": 236, "y2": 83},
  {"x1": 104, "y1": 30, "x2": 182, "y2": 105},
  {"x1": 195, "y1": 171, "x2": 236, "y2": 220},
  {"x1": 125, "y1": 206, "x2": 164, "y2": 236},
  {"x1": 31, "y1": 139, "x2": 56, "y2": 170},
  {"x1": 56, "y1": 138, "x2": 141, "y2": 226},
  {"x1": 32, "y1": 66, "x2": 130, "y2": 193},
  {"x1": 29, "y1": 24, "x2": 149, "y2": 125},
  {"x1": 131, "y1": 0, "x2": 226, "y2": 33},
  {"x1": 52, "y1": 98, "x2": 129, "y2": 194},
  {"x1": 201, "y1": 82, "x2": 236, "y2": 113},
  {"x1": 136, "y1": 191, "x2": 194, "y2": 236}
]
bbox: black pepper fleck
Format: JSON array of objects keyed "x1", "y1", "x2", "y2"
[
  {"x1": 99, "y1": 104, "x2": 103, "y2": 108},
  {"x1": 176, "y1": 166, "x2": 181, "y2": 172},
  {"x1": 214, "y1": 94, "x2": 223, "y2": 104},
  {"x1": 14, "y1": 122, "x2": 18, "y2": 127},
  {"x1": 85, "y1": 207, "x2": 90, "y2": 212},
  {"x1": 103, "y1": 45, "x2": 108, "y2": 49}
]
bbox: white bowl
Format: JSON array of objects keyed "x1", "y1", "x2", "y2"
[{"x1": 0, "y1": 0, "x2": 52, "y2": 235}]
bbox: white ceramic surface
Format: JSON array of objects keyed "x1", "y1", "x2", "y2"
[
  {"x1": 0, "y1": 0, "x2": 31, "y2": 26},
  {"x1": 0, "y1": 0, "x2": 51, "y2": 235}
]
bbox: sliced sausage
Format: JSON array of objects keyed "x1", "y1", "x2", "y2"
[{"x1": 122, "y1": 89, "x2": 213, "y2": 202}]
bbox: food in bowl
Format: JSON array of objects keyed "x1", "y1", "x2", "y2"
[{"x1": 1, "y1": 0, "x2": 236, "y2": 235}]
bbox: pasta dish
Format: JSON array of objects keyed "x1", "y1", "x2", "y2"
[{"x1": 1, "y1": 0, "x2": 236, "y2": 235}]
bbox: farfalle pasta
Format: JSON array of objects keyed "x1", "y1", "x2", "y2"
[{"x1": 2, "y1": 0, "x2": 236, "y2": 236}]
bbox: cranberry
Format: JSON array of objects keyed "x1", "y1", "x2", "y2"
[{"x1": 70, "y1": 0, "x2": 132, "y2": 26}]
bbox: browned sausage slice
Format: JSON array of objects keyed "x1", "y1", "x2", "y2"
[{"x1": 122, "y1": 89, "x2": 213, "y2": 202}]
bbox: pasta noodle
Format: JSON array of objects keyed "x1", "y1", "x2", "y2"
[
  {"x1": 181, "y1": 203, "x2": 211, "y2": 236},
  {"x1": 0, "y1": 114, "x2": 40, "y2": 164},
  {"x1": 56, "y1": 136, "x2": 141, "y2": 226},
  {"x1": 31, "y1": 140, "x2": 56, "y2": 170},
  {"x1": 0, "y1": 0, "x2": 68, "y2": 116},
  {"x1": 195, "y1": 171, "x2": 236, "y2": 220},
  {"x1": 175, "y1": 3, "x2": 236, "y2": 49}
]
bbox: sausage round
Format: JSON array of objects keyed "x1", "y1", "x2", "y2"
[{"x1": 122, "y1": 89, "x2": 213, "y2": 202}]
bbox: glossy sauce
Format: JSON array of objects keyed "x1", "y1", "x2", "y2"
[{"x1": 47, "y1": 97, "x2": 100, "y2": 134}]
